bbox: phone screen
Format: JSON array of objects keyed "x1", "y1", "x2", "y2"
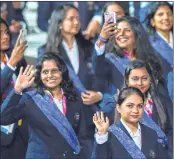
[
  {"x1": 104, "y1": 12, "x2": 117, "y2": 24},
  {"x1": 20, "y1": 29, "x2": 27, "y2": 44}
]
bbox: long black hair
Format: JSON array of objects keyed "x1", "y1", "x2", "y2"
[
  {"x1": 106, "y1": 16, "x2": 164, "y2": 82},
  {"x1": 35, "y1": 52, "x2": 77, "y2": 100},
  {"x1": 0, "y1": 18, "x2": 12, "y2": 51},
  {"x1": 145, "y1": 2, "x2": 173, "y2": 36},
  {"x1": 124, "y1": 60, "x2": 167, "y2": 130},
  {"x1": 45, "y1": 4, "x2": 90, "y2": 56},
  {"x1": 115, "y1": 87, "x2": 145, "y2": 123}
]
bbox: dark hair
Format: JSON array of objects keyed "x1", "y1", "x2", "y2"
[
  {"x1": 0, "y1": 18, "x2": 12, "y2": 50},
  {"x1": 145, "y1": 2, "x2": 173, "y2": 35},
  {"x1": 35, "y1": 52, "x2": 77, "y2": 100},
  {"x1": 106, "y1": 16, "x2": 164, "y2": 82},
  {"x1": 45, "y1": 4, "x2": 87, "y2": 54},
  {"x1": 102, "y1": 2, "x2": 127, "y2": 23},
  {"x1": 115, "y1": 87, "x2": 145, "y2": 123},
  {"x1": 124, "y1": 60, "x2": 167, "y2": 129}
]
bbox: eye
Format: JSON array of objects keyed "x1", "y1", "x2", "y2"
[
  {"x1": 42, "y1": 70, "x2": 48, "y2": 75},
  {"x1": 132, "y1": 77, "x2": 139, "y2": 81},
  {"x1": 126, "y1": 104, "x2": 133, "y2": 108},
  {"x1": 138, "y1": 104, "x2": 144, "y2": 108},
  {"x1": 124, "y1": 28, "x2": 131, "y2": 32},
  {"x1": 157, "y1": 12, "x2": 163, "y2": 17},
  {"x1": 142, "y1": 77, "x2": 148, "y2": 81},
  {"x1": 52, "y1": 69, "x2": 59, "y2": 73}
]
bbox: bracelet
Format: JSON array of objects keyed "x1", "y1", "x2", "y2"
[{"x1": 98, "y1": 35, "x2": 108, "y2": 44}]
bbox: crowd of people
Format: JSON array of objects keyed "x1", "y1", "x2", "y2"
[{"x1": 0, "y1": 2, "x2": 173, "y2": 159}]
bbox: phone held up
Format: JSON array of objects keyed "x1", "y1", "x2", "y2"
[
  {"x1": 104, "y1": 12, "x2": 117, "y2": 24},
  {"x1": 20, "y1": 29, "x2": 27, "y2": 44}
]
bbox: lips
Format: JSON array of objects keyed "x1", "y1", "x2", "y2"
[{"x1": 117, "y1": 37, "x2": 129, "y2": 43}]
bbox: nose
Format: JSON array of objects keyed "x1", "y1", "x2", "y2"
[
  {"x1": 47, "y1": 71, "x2": 52, "y2": 78},
  {"x1": 163, "y1": 13, "x2": 169, "y2": 19},
  {"x1": 136, "y1": 79, "x2": 143, "y2": 85},
  {"x1": 132, "y1": 106, "x2": 139, "y2": 113}
]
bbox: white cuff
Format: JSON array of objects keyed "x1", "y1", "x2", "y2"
[
  {"x1": 95, "y1": 132, "x2": 108, "y2": 144},
  {"x1": 95, "y1": 42, "x2": 105, "y2": 56},
  {"x1": 7, "y1": 63, "x2": 17, "y2": 71},
  {"x1": 97, "y1": 91, "x2": 103, "y2": 100}
]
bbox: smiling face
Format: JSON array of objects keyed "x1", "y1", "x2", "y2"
[
  {"x1": 41, "y1": 60, "x2": 62, "y2": 90},
  {"x1": 0, "y1": 23, "x2": 10, "y2": 51},
  {"x1": 115, "y1": 21, "x2": 135, "y2": 52},
  {"x1": 117, "y1": 93, "x2": 144, "y2": 124},
  {"x1": 127, "y1": 67, "x2": 151, "y2": 93},
  {"x1": 151, "y1": 5, "x2": 173, "y2": 33},
  {"x1": 61, "y1": 8, "x2": 80, "y2": 36}
]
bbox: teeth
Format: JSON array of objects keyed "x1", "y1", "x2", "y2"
[{"x1": 119, "y1": 38, "x2": 128, "y2": 42}]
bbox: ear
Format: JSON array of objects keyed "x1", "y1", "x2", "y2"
[
  {"x1": 150, "y1": 18, "x2": 155, "y2": 27},
  {"x1": 116, "y1": 104, "x2": 121, "y2": 113}
]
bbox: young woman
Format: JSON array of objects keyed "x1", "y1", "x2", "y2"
[
  {"x1": 93, "y1": 87, "x2": 170, "y2": 159},
  {"x1": 1, "y1": 53, "x2": 87, "y2": 159},
  {"x1": 0, "y1": 17, "x2": 28, "y2": 159},
  {"x1": 92, "y1": 16, "x2": 167, "y2": 97},
  {"x1": 102, "y1": 60, "x2": 173, "y2": 158},
  {"x1": 145, "y1": 2, "x2": 173, "y2": 100}
]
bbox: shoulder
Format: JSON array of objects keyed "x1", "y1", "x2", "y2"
[{"x1": 140, "y1": 123, "x2": 158, "y2": 138}]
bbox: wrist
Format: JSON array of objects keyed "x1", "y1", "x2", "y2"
[
  {"x1": 97, "y1": 130, "x2": 107, "y2": 136},
  {"x1": 14, "y1": 86, "x2": 23, "y2": 93},
  {"x1": 8, "y1": 59, "x2": 18, "y2": 67},
  {"x1": 98, "y1": 35, "x2": 108, "y2": 44}
]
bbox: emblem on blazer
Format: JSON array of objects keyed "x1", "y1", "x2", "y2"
[
  {"x1": 74, "y1": 113, "x2": 80, "y2": 122},
  {"x1": 149, "y1": 149, "x2": 156, "y2": 158}
]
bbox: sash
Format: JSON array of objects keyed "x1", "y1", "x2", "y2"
[
  {"x1": 109, "y1": 124, "x2": 146, "y2": 159},
  {"x1": 105, "y1": 53, "x2": 130, "y2": 75},
  {"x1": 66, "y1": 64, "x2": 100, "y2": 112},
  {"x1": 140, "y1": 112, "x2": 167, "y2": 145},
  {"x1": 104, "y1": 53, "x2": 167, "y2": 145},
  {"x1": 150, "y1": 33, "x2": 173, "y2": 66},
  {"x1": 26, "y1": 90, "x2": 81, "y2": 154}
]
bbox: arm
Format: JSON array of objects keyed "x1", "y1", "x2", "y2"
[{"x1": 1, "y1": 89, "x2": 25, "y2": 125}]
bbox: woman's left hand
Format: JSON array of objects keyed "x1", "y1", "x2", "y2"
[{"x1": 81, "y1": 90, "x2": 102, "y2": 105}]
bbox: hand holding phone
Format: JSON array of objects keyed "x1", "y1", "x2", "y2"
[
  {"x1": 20, "y1": 29, "x2": 27, "y2": 44},
  {"x1": 104, "y1": 12, "x2": 117, "y2": 24}
]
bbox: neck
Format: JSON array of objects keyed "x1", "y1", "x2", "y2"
[
  {"x1": 157, "y1": 30, "x2": 170, "y2": 43},
  {"x1": 124, "y1": 49, "x2": 136, "y2": 60},
  {"x1": 63, "y1": 34, "x2": 74, "y2": 50},
  {"x1": 51, "y1": 87, "x2": 62, "y2": 100},
  {"x1": 122, "y1": 119, "x2": 138, "y2": 135}
]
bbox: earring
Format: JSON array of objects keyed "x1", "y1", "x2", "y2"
[{"x1": 59, "y1": 26, "x2": 62, "y2": 29}]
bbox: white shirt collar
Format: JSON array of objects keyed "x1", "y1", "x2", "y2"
[
  {"x1": 157, "y1": 31, "x2": 173, "y2": 49},
  {"x1": 120, "y1": 118, "x2": 141, "y2": 137}
]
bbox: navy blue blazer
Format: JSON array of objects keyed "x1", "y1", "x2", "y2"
[
  {"x1": 1, "y1": 89, "x2": 88, "y2": 159},
  {"x1": 1, "y1": 52, "x2": 28, "y2": 159},
  {"x1": 96, "y1": 122, "x2": 170, "y2": 159}
]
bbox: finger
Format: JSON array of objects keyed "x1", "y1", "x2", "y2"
[
  {"x1": 100, "y1": 111, "x2": 104, "y2": 122},
  {"x1": 105, "y1": 116, "x2": 109, "y2": 125},
  {"x1": 23, "y1": 65, "x2": 30, "y2": 75},
  {"x1": 28, "y1": 77, "x2": 35, "y2": 86},
  {"x1": 19, "y1": 66, "x2": 23, "y2": 75},
  {"x1": 15, "y1": 29, "x2": 23, "y2": 46},
  {"x1": 96, "y1": 111, "x2": 101, "y2": 121},
  {"x1": 81, "y1": 92, "x2": 90, "y2": 99},
  {"x1": 27, "y1": 65, "x2": 34, "y2": 76},
  {"x1": 28, "y1": 69, "x2": 37, "y2": 80}
]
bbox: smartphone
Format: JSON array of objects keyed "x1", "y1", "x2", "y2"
[
  {"x1": 104, "y1": 12, "x2": 116, "y2": 24},
  {"x1": 20, "y1": 29, "x2": 27, "y2": 44}
]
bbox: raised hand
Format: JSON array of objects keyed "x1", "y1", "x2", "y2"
[
  {"x1": 93, "y1": 111, "x2": 109, "y2": 136},
  {"x1": 8, "y1": 30, "x2": 27, "y2": 67},
  {"x1": 14, "y1": 65, "x2": 36, "y2": 92}
]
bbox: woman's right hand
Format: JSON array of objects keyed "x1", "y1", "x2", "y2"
[
  {"x1": 93, "y1": 111, "x2": 109, "y2": 136},
  {"x1": 14, "y1": 65, "x2": 36, "y2": 93},
  {"x1": 8, "y1": 30, "x2": 27, "y2": 67}
]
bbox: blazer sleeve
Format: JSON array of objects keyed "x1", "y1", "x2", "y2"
[
  {"x1": 1, "y1": 89, "x2": 26, "y2": 125},
  {"x1": 1, "y1": 65, "x2": 14, "y2": 94},
  {"x1": 92, "y1": 48, "x2": 111, "y2": 81},
  {"x1": 96, "y1": 132, "x2": 112, "y2": 159}
]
